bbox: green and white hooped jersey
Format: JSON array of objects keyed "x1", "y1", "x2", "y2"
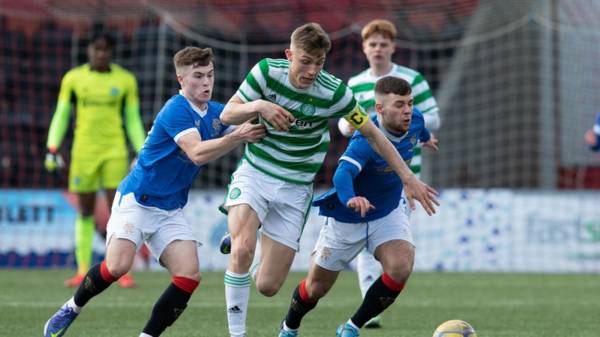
[
  {"x1": 348, "y1": 63, "x2": 440, "y2": 177},
  {"x1": 236, "y1": 58, "x2": 367, "y2": 185}
]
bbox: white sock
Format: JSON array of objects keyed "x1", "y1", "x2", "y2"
[
  {"x1": 249, "y1": 263, "x2": 260, "y2": 282},
  {"x1": 225, "y1": 270, "x2": 251, "y2": 337},
  {"x1": 347, "y1": 319, "x2": 360, "y2": 330},
  {"x1": 139, "y1": 333, "x2": 153, "y2": 337},
  {"x1": 66, "y1": 297, "x2": 82, "y2": 314},
  {"x1": 356, "y1": 250, "x2": 382, "y2": 298},
  {"x1": 282, "y1": 321, "x2": 297, "y2": 332}
]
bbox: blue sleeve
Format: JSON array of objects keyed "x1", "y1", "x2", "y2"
[
  {"x1": 340, "y1": 135, "x2": 373, "y2": 170},
  {"x1": 591, "y1": 136, "x2": 600, "y2": 151},
  {"x1": 420, "y1": 127, "x2": 431, "y2": 143},
  {"x1": 413, "y1": 109, "x2": 430, "y2": 143},
  {"x1": 335, "y1": 136, "x2": 373, "y2": 206},
  {"x1": 333, "y1": 160, "x2": 360, "y2": 206},
  {"x1": 208, "y1": 101, "x2": 232, "y2": 138},
  {"x1": 592, "y1": 113, "x2": 600, "y2": 151},
  {"x1": 160, "y1": 102, "x2": 194, "y2": 140}
]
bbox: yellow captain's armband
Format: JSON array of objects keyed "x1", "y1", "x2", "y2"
[{"x1": 344, "y1": 105, "x2": 368, "y2": 129}]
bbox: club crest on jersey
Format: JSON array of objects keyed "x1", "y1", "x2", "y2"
[
  {"x1": 267, "y1": 94, "x2": 277, "y2": 102},
  {"x1": 212, "y1": 119, "x2": 221, "y2": 132},
  {"x1": 299, "y1": 103, "x2": 315, "y2": 116},
  {"x1": 110, "y1": 87, "x2": 119, "y2": 96},
  {"x1": 195, "y1": 119, "x2": 201, "y2": 127},
  {"x1": 410, "y1": 134, "x2": 417, "y2": 145},
  {"x1": 229, "y1": 187, "x2": 241, "y2": 200}
]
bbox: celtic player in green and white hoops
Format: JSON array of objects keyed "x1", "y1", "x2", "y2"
[
  {"x1": 219, "y1": 23, "x2": 439, "y2": 337},
  {"x1": 339, "y1": 19, "x2": 441, "y2": 328}
]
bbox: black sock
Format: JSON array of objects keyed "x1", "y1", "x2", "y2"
[
  {"x1": 73, "y1": 263, "x2": 114, "y2": 307},
  {"x1": 350, "y1": 275, "x2": 403, "y2": 328},
  {"x1": 142, "y1": 283, "x2": 192, "y2": 336},
  {"x1": 284, "y1": 281, "x2": 318, "y2": 330}
]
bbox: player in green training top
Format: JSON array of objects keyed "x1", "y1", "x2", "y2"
[
  {"x1": 219, "y1": 22, "x2": 439, "y2": 337},
  {"x1": 44, "y1": 31, "x2": 146, "y2": 288},
  {"x1": 339, "y1": 19, "x2": 441, "y2": 328}
]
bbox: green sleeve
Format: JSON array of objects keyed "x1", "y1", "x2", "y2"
[
  {"x1": 46, "y1": 73, "x2": 73, "y2": 151},
  {"x1": 124, "y1": 74, "x2": 146, "y2": 152}
]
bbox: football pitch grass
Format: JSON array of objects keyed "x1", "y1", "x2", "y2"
[{"x1": 2, "y1": 270, "x2": 598, "y2": 337}]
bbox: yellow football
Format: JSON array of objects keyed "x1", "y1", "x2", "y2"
[{"x1": 432, "y1": 319, "x2": 477, "y2": 337}]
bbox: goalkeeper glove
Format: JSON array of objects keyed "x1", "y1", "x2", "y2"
[{"x1": 44, "y1": 151, "x2": 64, "y2": 172}]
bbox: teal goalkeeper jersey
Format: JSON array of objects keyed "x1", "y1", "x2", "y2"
[{"x1": 47, "y1": 63, "x2": 145, "y2": 160}]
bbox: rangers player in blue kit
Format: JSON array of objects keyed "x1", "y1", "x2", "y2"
[
  {"x1": 276, "y1": 76, "x2": 438, "y2": 337},
  {"x1": 43, "y1": 46, "x2": 265, "y2": 337}
]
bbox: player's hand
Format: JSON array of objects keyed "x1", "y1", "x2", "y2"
[
  {"x1": 403, "y1": 174, "x2": 439, "y2": 216},
  {"x1": 338, "y1": 118, "x2": 356, "y2": 137},
  {"x1": 346, "y1": 196, "x2": 375, "y2": 218},
  {"x1": 232, "y1": 122, "x2": 267, "y2": 143},
  {"x1": 254, "y1": 100, "x2": 295, "y2": 131},
  {"x1": 584, "y1": 129, "x2": 598, "y2": 147},
  {"x1": 422, "y1": 132, "x2": 439, "y2": 151},
  {"x1": 44, "y1": 152, "x2": 64, "y2": 172}
]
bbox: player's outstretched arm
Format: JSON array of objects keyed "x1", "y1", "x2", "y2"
[
  {"x1": 177, "y1": 122, "x2": 266, "y2": 165},
  {"x1": 421, "y1": 130, "x2": 439, "y2": 151},
  {"x1": 124, "y1": 75, "x2": 146, "y2": 153},
  {"x1": 332, "y1": 160, "x2": 375, "y2": 217},
  {"x1": 221, "y1": 95, "x2": 295, "y2": 131},
  {"x1": 358, "y1": 119, "x2": 439, "y2": 215},
  {"x1": 45, "y1": 102, "x2": 71, "y2": 172}
]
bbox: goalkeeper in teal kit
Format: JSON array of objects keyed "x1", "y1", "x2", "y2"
[
  {"x1": 276, "y1": 76, "x2": 438, "y2": 337},
  {"x1": 45, "y1": 31, "x2": 145, "y2": 288}
]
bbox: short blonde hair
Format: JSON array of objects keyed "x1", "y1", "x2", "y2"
[
  {"x1": 291, "y1": 22, "x2": 331, "y2": 55},
  {"x1": 173, "y1": 47, "x2": 213, "y2": 73},
  {"x1": 361, "y1": 19, "x2": 397, "y2": 41}
]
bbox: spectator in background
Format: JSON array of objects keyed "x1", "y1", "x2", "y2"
[
  {"x1": 44, "y1": 31, "x2": 145, "y2": 288},
  {"x1": 584, "y1": 112, "x2": 600, "y2": 151},
  {"x1": 339, "y1": 19, "x2": 441, "y2": 328}
]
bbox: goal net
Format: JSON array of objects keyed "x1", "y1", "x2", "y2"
[{"x1": 1, "y1": 0, "x2": 599, "y2": 271}]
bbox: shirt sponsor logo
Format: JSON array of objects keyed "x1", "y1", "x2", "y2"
[{"x1": 294, "y1": 119, "x2": 313, "y2": 129}]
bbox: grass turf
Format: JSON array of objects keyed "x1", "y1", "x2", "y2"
[{"x1": 2, "y1": 270, "x2": 598, "y2": 336}]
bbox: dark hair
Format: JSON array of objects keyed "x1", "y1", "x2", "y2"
[
  {"x1": 88, "y1": 31, "x2": 115, "y2": 48},
  {"x1": 173, "y1": 47, "x2": 213, "y2": 72},
  {"x1": 375, "y1": 76, "x2": 412, "y2": 96},
  {"x1": 291, "y1": 22, "x2": 331, "y2": 55}
]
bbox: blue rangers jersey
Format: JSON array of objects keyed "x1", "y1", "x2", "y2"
[
  {"x1": 313, "y1": 109, "x2": 429, "y2": 223},
  {"x1": 119, "y1": 94, "x2": 230, "y2": 210}
]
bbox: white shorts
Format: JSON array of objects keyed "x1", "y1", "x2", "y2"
[
  {"x1": 401, "y1": 190, "x2": 412, "y2": 219},
  {"x1": 106, "y1": 192, "x2": 199, "y2": 260},
  {"x1": 223, "y1": 161, "x2": 313, "y2": 251},
  {"x1": 313, "y1": 205, "x2": 414, "y2": 271}
]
